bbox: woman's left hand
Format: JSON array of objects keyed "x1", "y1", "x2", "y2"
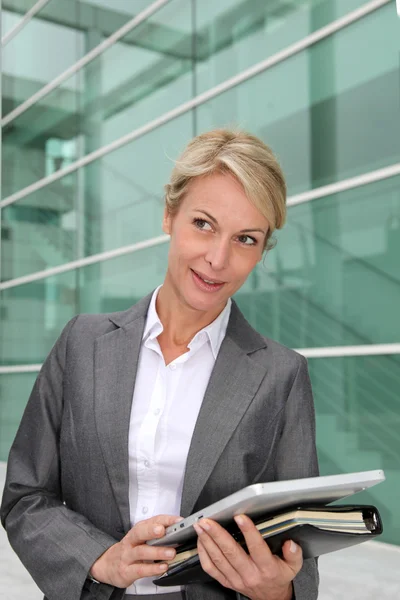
[{"x1": 194, "y1": 514, "x2": 302, "y2": 600}]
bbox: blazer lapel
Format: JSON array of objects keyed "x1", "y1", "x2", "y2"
[
  {"x1": 94, "y1": 295, "x2": 152, "y2": 532},
  {"x1": 181, "y1": 302, "x2": 268, "y2": 517}
]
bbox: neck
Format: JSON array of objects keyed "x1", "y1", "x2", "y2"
[{"x1": 155, "y1": 283, "x2": 226, "y2": 348}]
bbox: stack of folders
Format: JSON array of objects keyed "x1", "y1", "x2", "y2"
[{"x1": 155, "y1": 504, "x2": 383, "y2": 586}]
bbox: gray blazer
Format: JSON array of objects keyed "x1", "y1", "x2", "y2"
[{"x1": 1, "y1": 294, "x2": 319, "y2": 600}]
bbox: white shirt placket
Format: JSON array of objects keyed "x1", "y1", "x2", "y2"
[{"x1": 134, "y1": 358, "x2": 165, "y2": 522}]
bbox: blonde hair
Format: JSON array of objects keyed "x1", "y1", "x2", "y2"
[{"x1": 164, "y1": 128, "x2": 287, "y2": 250}]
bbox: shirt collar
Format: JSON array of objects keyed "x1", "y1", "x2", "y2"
[
  {"x1": 143, "y1": 285, "x2": 164, "y2": 342},
  {"x1": 143, "y1": 286, "x2": 231, "y2": 360}
]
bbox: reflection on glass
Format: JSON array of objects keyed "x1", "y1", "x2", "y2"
[
  {"x1": 0, "y1": 373, "x2": 38, "y2": 461},
  {"x1": 1, "y1": 0, "x2": 37, "y2": 37},
  {"x1": 2, "y1": 0, "x2": 158, "y2": 114},
  {"x1": 0, "y1": 269, "x2": 77, "y2": 366},
  {"x1": 194, "y1": 0, "x2": 370, "y2": 94},
  {"x1": 0, "y1": 242, "x2": 168, "y2": 365},
  {"x1": 0, "y1": 114, "x2": 192, "y2": 281},
  {"x1": 2, "y1": 0, "x2": 84, "y2": 114},
  {"x1": 197, "y1": 2, "x2": 400, "y2": 193},
  {"x1": 236, "y1": 175, "x2": 400, "y2": 348},
  {"x1": 309, "y1": 354, "x2": 400, "y2": 545},
  {"x1": 1, "y1": 173, "x2": 79, "y2": 281},
  {"x1": 2, "y1": 0, "x2": 193, "y2": 198}
]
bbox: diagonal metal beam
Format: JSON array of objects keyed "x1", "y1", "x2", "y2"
[
  {"x1": 2, "y1": 0, "x2": 51, "y2": 46},
  {"x1": 1, "y1": 0, "x2": 173, "y2": 127},
  {"x1": 2, "y1": 0, "x2": 189, "y2": 60}
]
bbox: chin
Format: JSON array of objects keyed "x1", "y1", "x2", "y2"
[{"x1": 184, "y1": 289, "x2": 228, "y2": 314}]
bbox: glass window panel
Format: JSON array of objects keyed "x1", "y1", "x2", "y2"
[
  {"x1": 2, "y1": 0, "x2": 193, "y2": 199},
  {"x1": 309, "y1": 354, "x2": 400, "y2": 546},
  {"x1": 2, "y1": 1, "x2": 85, "y2": 113},
  {"x1": 82, "y1": 0, "x2": 156, "y2": 14},
  {"x1": 0, "y1": 269, "x2": 78, "y2": 366},
  {"x1": 0, "y1": 242, "x2": 168, "y2": 365},
  {"x1": 1, "y1": 0, "x2": 37, "y2": 37},
  {"x1": 1, "y1": 0, "x2": 159, "y2": 113},
  {"x1": 197, "y1": 2, "x2": 400, "y2": 194},
  {"x1": 194, "y1": 0, "x2": 371, "y2": 94},
  {"x1": 0, "y1": 372, "x2": 38, "y2": 461},
  {"x1": 0, "y1": 114, "x2": 192, "y2": 281},
  {"x1": 235, "y1": 175, "x2": 400, "y2": 348},
  {"x1": 1, "y1": 172, "x2": 79, "y2": 281}
]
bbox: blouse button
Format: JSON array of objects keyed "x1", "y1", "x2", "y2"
[
  {"x1": 169, "y1": 363, "x2": 177, "y2": 371},
  {"x1": 142, "y1": 506, "x2": 148, "y2": 514}
]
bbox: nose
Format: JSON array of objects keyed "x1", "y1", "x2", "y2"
[{"x1": 204, "y1": 237, "x2": 230, "y2": 271}]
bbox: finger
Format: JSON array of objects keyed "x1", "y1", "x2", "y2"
[
  {"x1": 281, "y1": 540, "x2": 303, "y2": 576},
  {"x1": 194, "y1": 521, "x2": 250, "y2": 585},
  {"x1": 197, "y1": 538, "x2": 232, "y2": 589},
  {"x1": 127, "y1": 515, "x2": 183, "y2": 545},
  {"x1": 233, "y1": 514, "x2": 275, "y2": 569},
  {"x1": 196, "y1": 520, "x2": 249, "y2": 566},
  {"x1": 131, "y1": 544, "x2": 176, "y2": 563},
  {"x1": 124, "y1": 560, "x2": 170, "y2": 581}
]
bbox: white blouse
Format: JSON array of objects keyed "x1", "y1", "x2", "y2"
[{"x1": 126, "y1": 286, "x2": 231, "y2": 594}]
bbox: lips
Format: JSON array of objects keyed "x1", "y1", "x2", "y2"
[
  {"x1": 191, "y1": 269, "x2": 226, "y2": 292},
  {"x1": 191, "y1": 269, "x2": 225, "y2": 285}
]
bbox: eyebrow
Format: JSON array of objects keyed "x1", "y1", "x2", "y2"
[{"x1": 195, "y1": 209, "x2": 267, "y2": 235}]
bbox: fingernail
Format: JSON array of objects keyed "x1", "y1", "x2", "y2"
[
  {"x1": 154, "y1": 525, "x2": 163, "y2": 535},
  {"x1": 234, "y1": 515, "x2": 244, "y2": 526},
  {"x1": 159, "y1": 563, "x2": 168, "y2": 571},
  {"x1": 200, "y1": 520, "x2": 211, "y2": 531},
  {"x1": 165, "y1": 549, "x2": 175, "y2": 558},
  {"x1": 290, "y1": 541, "x2": 298, "y2": 553},
  {"x1": 175, "y1": 516, "x2": 184, "y2": 522},
  {"x1": 193, "y1": 523, "x2": 203, "y2": 535}
]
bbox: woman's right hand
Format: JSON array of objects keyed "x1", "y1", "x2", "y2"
[{"x1": 89, "y1": 514, "x2": 182, "y2": 588}]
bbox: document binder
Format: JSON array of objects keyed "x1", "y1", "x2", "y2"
[{"x1": 153, "y1": 504, "x2": 383, "y2": 587}]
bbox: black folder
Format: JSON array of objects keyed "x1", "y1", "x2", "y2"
[{"x1": 153, "y1": 504, "x2": 383, "y2": 587}]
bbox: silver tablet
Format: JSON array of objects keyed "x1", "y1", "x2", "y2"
[{"x1": 148, "y1": 469, "x2": 385, "y2": 547}]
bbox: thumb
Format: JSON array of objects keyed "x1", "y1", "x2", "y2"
[{"x1": 281, "y1": 540, "x2": 303, "y2": 575}]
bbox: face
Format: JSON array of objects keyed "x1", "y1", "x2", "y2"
[{"x1": 162, "y1": 172, "x2": 269, "y2": 318}]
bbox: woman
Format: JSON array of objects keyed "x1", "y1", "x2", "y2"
[{"x1": 1, "y1": 129, "x2": 319, "y2": 600}]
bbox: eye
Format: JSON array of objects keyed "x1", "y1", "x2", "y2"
[
  {"x1": 237, "y1": 234, "x2": 257, "y2": 246},
  {"x1": 193, "y1": 218, "x2": 212, "y2": 231}
]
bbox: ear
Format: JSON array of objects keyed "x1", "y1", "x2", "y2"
[{"x1": 162, "y1": 206, "x2": 173, "y2": 235}]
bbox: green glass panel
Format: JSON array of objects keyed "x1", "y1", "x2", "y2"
[
  {"x1": 2, "y1": 1, "x2": 84, "y2": 114},
  {"x1": 236, "y1": 175, "x2": 400, "y2": 348},
  {"x1": 194, "y1": 0, "x2": 370, "y2": 94},
  {"x1": 0, "y1": 372, "x2": 38, "y2": 461},
  {"x1": 0, "y1": 114, "x2": 192, "y2": 281},
  {"x1": 0, "y1": 269, "x2": 78, "y2": 366},
  {"x1": 0, "y1": 242, "x2": 168, "y2": 365},
  {"x1": 2, "y1": 0, "x2": 193, "y2": 199},
  {"x1": 77, "y1": 239, "x2": 168, "y2": 314},
  {"x1": 2, "y1": 0, "x2": 158, "y2": 113},
  {"x1": 1, "y1": 173, "x2": 79, "y2": 281},
  {"x1": 308, "y1": 354, "x2": 400, "y2": 545},
  {"x1": 197, "y1": 2, "x2": 400, "y2": 194}
]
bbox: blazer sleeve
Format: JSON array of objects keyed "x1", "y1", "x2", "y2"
[
  {"x1": 0, "y1": 317, "x2": 121, "y2": 600},
  {"x1": 237, "y1": 354, "x2": 319, "y2": 600},
  {"x1": 275, "y1": 354, "x2": 319, "y2": 600}
]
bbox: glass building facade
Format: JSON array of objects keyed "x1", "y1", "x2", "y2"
[{"x1": 1, "y1": 0, "x2": 399, "y2": 546}]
